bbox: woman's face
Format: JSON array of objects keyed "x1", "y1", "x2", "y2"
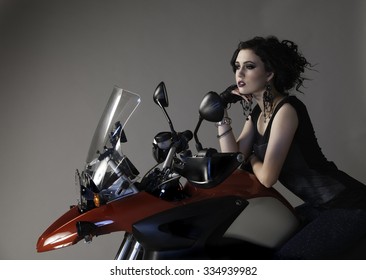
[{"x1": 234, "y1": 49, "x2": 273, "y2": 98}]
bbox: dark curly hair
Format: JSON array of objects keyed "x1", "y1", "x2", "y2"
[{"x1": 230, "y1": 36, "x2": 311, "y2": 93}]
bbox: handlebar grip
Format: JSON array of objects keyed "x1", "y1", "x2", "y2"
[
  {"x1": 180, "y1": 130, "x2": 193, "y2": 141},
  {"x1": 175, "y1": 130, "x2": 193, "y2": 153}
]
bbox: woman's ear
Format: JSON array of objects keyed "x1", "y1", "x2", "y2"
[{"x1": 266, "y1": 72, "x2": 274, "y2": 82}]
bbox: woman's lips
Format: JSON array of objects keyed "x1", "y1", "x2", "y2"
[
  {"x1": 237, "y1": 81, "x2": 251, "y2": 99},
  {"x1": 238, "y1": 81, "x2": 246, "y2": 87}
]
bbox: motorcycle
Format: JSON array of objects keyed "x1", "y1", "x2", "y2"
[{"x1": 36, "y1": 82, "x2": 304, "y2": 260}]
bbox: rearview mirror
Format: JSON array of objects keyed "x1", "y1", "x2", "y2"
[
  {"x1": 193, "y1": 91, "x2": 225, "y2": 152},
  {"x1": 199, "y1": 91, "x2": 224, "y2": 122},
  {"x1": 153, "y1": 81, "x2": 169, "y2": 107}
]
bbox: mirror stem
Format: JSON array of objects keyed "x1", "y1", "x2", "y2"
[
  {"x1": 158, "y1": 101, "x2": 177, "y2": 137},
  {"x1": 194, "y1": 116, "x2": 203, "y2": 152}
]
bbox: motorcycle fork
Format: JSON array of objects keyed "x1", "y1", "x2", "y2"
[{"x1": 115, "y1": 232, "x2": 143, "y2": 260}]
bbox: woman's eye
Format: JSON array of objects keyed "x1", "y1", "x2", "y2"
[{"x1": 246, "y1": 64, "x2": 255, "y2": 70}]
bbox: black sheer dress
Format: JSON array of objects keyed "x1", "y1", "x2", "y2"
[{"x1": 248, "y1": 95, "x2": 366, "y2": 259}]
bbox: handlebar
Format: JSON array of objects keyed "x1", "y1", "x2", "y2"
[{"x1": 175, "y1": 130, "x2": 193, "y2": 152}]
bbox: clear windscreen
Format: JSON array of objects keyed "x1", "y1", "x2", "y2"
[
  {"x1": 86, "y1": 86, "x2": 141, "y2": 164},
  {"x1": 84, "y1": 86, "x2": 141, "y2": 190}
]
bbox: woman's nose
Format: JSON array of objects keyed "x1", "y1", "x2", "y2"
[{"x1": 237, "y1": 67, "x2": 244, "y2": 77}]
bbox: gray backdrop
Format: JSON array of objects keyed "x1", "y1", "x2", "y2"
[{"x1": 0, "y1": 0, "x2": 365, "y2": 259}]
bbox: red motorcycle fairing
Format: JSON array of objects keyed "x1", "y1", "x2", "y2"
[
  {"x1": 36, "y1": 170, "x2": 294, "y2": 253},
  {"x1": 36, "y1": 191, "x2": 174, "y2": 252}
]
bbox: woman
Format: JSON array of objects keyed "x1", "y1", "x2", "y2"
[{"x1": 217, "y1": 36, "x2": 366, "y2": 259}]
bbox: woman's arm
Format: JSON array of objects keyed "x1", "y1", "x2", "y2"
[
  {"x1": 236, "y1": 115, "x2": 255, "y2": 158},
  {"x1": 217, "y1": 111, "x2": 238, "y2": 152},
  {"x1": 250, "y1": 103, "x2": 298, "y2": 188},
  {"x1": 218, "y1": 110, "x2": 255, "y2": 159}
]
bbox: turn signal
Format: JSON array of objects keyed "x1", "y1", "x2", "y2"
[{"x1": 93, "y1": 193, "x2": 101, "y2": 207}]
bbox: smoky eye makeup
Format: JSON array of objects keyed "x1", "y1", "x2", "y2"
[
  {"x1": 243, "y1": 61, "x2": 256, "y2": 69},
  {"x1": 235, "y1": 61, "x2": 256, "y2": 71}
]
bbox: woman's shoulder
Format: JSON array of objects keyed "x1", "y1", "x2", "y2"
[
  {"x1": 280, "y1": 95, "x2": 309, "y2": 117},
  {"x1": 284, "y1": 95, "x2": 306, "y2": 109},
  {"x1": 274, "y1": 98, "x2": 299, "y2": 127}
]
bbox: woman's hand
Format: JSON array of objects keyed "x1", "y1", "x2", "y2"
[
  {"x1": 225, "y1": 84, "x2": 253, "y2": 103},
  {"x1": 219, "y1": 84, "x2": 243, "y2": 108}
]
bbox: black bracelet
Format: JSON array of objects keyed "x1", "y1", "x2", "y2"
[{"x1": 217, "y1": 127, "x2": 233, "y2": 139}]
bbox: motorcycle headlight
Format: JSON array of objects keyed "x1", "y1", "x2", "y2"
[{"x1": 152, "y1": 131, "x2": 172, "y2": 163}]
